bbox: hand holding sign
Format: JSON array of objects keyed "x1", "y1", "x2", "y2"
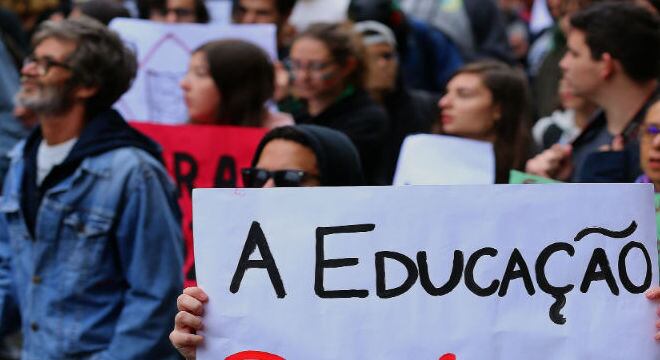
[
  {"x1": 193, "y1": 185, "x2": 660, "y2": 359},
  {"x1": 171, "y1": 287, "x2": 209, "y2": 359},
  {"x1": 646, "y1": 286, "x2": 660, "y2": 341}
]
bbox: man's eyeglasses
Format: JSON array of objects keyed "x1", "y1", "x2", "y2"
[
  {"x1": 23, "y1": 54, "x2": 71, "y2": 76},
  {"x1": 241, "y1": 168, "x2": 319, "y2": 188},
  {"x1": 640, "y1": 123, "x2": 660, "y2": 141}
]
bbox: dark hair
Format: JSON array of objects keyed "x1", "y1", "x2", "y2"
[
  {"x1": 252, "y1": 125, "x2": 365, "y2": 186},
  {"x1": 570, "y1": 1, "x2": 660, "y2": 83},
  {"x1": 32, "y1": 17, "x2": 137, "y2": 117},
  {"x1": 294, "y1": 22, "x2": 366, "y2": 88},
  {"x1": 196, "y1": 39, "x2": 274, "y2": 126},
  {"x1": 79, "y1": 0, "x2": 131, "y2": 25},
  {"x1": 231, "y1": 0, "x2": 298, "y2": 18},
  {"x1": 193, "y1": 0, "x2": 210, "y2": 23},
  {"x1": 254, "y1": 126, "x2": 313, "y2": 158},
  {"x1": 137, "y1": 0, "x2": 165, "y2": 19},
  {"x1": 448, "y1": 61, "x2": 532, "y2": 183},
  {"x1": 650, "y1": 0, "x2": 660, "y2": 13}
]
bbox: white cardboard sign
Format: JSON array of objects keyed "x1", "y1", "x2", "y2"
[
  {"x1": 193, "y1": 185, "x2": 659, "y2": 360},
  {"x1": 109, "y1": 19, "x2": 276, "y2": 124},
  {"x1": 393, "y1": 134, "x2": 496, "y2": 185}
]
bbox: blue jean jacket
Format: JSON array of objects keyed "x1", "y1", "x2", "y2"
[{"x1": 0, "y1": 141, "x2": 183, "y2": 359}]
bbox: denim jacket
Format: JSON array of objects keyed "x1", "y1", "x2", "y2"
[{"x1": 0, "y1": 139, "x2": 183, "y2": 359}]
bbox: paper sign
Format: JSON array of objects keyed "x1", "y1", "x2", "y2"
[
  {"x1": 509, "y1": 170, "x2": 559, "y2": 184},
  {"x1": 207, "y1": 0, "x2": 232, "y2": 24},
  {"x1": 132, "y1": 122, "x2": 266, "y2": 286},
  {"x1": 110, "y1": 19, "x2": 276, "y2": 124},
  {"x1": 393, "y1": 134, "x2": 495, "y2": 185},
  {"x1": 193, "y1": 184, "x2": 659, "y2": 359}
]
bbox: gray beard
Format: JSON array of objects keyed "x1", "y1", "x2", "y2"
[{"x1": 14, "y1": 81, "x2": 74, "y2": 116}]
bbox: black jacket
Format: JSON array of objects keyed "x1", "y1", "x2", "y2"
[
  {"x1": 294, "y1": 89, "x2": 389, "y2": 185},
  {"x1": 380, "y1": 83, "x2": 439, "y2": 183}
]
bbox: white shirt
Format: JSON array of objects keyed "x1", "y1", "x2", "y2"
[{"x1": 36, "y1": 137, "x2": 78, "y2": 185}]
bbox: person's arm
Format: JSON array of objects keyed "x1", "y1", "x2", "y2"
[
  {"x1": 0, "y1": 213, "x2": 20, "y2": 337},
  {"x1": 525, "y1": 143, "x2": 573, "y2": 181},
  {"x1": 95, "y1": 159, "x2": 184, "y2": 359},
  {"x1": 170, "y1": 286, "x2": 209, "y2": 360}
]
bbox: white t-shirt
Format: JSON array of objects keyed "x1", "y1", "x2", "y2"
[{"x1": 36, "y1": 137, "x2": 78, "y2": 185}]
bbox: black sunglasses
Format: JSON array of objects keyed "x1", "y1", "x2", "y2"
[{"x1": 241, "y1": 168, "x2": 318, "y2": 188}]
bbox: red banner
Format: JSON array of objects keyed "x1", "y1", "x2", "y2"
[{"x1": 131, "y1": 122, "x2": 267, "y2": 286}]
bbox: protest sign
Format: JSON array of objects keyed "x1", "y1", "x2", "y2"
[
  {"x1": 110, "y1": 19, "x2": 276, "y2": 124},
  {"x1": 132, "y1": 122, "x2": 266, "y2": 285},
  {"x1": 207, "y1": 0, "x2": 232, "y2": 24},
  {"x1": 393, "y1": 134, "x2": 495, "y2": 185},
  {"x1": 193, "y1": 184, "x2": 659, "y2": 359}
]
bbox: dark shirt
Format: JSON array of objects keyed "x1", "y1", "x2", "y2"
[
  {"x1": 573, "y1": 87, "x2": 660, "y2": 182},
  {"x1": 294, "y1": 88, "x2": 389, "y2": 185}
]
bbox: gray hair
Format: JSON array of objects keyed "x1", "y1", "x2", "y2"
[{"x1": 32, "y1": 17, "x2": 137, "y2": 116}]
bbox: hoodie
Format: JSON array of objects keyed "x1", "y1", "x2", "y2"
[{"x1": 251, "y1": 124, "x2": 365, "y2": 186}]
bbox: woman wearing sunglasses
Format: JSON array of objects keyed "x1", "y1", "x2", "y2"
[
  {"x1": 170, "y1": 124, "x2": 364, "y2": 358},
  {"x1": 180, "y1": 39, "x2": 292, "y2": 128}
]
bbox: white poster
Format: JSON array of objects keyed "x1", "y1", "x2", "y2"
[
  {"x1": 193, "y1": 184, "x2": 660, "y2": 360},
  {"x1": 394, "y1": 134, "x2": 496, "y2": 185},
  {"x1": 109, "y1": 19, "x2": 276, "y2": 124}
]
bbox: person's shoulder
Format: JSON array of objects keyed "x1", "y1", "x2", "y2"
[{"x1": 87, "y1": 146, "x2": 166, "y2": 180}]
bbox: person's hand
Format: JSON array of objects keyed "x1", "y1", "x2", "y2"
[
  {"x1": 273, "y1": 60, "x2": 291, "y2": 102},
  {"x1": 525, "y1": 144, "x2": 573, "y2": 181},
  {"x1": 170, "y1": 287, "x2": 209, "y2": 359},
  {"x1": 646, "y1": 286, "x2": 660, "y2": 341},
  {"x1": 598, "y1": 135, "x2": 625, "y2": 152}
]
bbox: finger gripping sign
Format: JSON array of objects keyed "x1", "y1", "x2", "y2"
[{"x1": 193, "y1": 184, "x2": 660, "y2": 359}]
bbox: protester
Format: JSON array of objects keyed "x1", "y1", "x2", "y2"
[
  {"x1": 529, "y1": 0, "x2": 595, "y2": 119},
  {"x1": 637, "y1": 96, "x2": 660, "y2": 190},
  {"x1": 244, "y1": 124, "x2": 365, "y2": 187},
  {"x1": 0, "y1": 18, "x2": 183, "y2": 358},
  {"x1": 287, "y1": 22, "x2": 388, "y2": 185},
  {"x1": 231, "y1": 0, "x2": 297, "y2": 58},
  {"x1": 498, "y1": 0, "x2": 531, "y2": 64},
  {"x1": 400, "y1": 0, "x2": 515, "y2": 64},
  {"x1": 170, "y1": 124, "x2": 365, "y2": 359},
  {"x1": 69, "y1": 0, "x2": 131, "y2": 25},
  {"x1": 354, "y1": 20, "x2": 438, "y2": 183},
  {"x1": 163, "y1": 0, "x2": 210, "y2": 23},
  {"x1": 437, "y1": 60, "x2": 531, "y2": 183},
  {"x1": 348, "y1": 0, "x2": 464, "y2": 93},
  {"x1": 137, "y1": 0, "x2": 168, "y2": 21},
  {"x1": 525, "y1": 2, "x2": 660, "y2": 182},
  {"x1": 180, "y1": 39, "x2": 293, "y2": 128},
  {"x1": 636, "y1": 96, "x2": 660, "y2": 276},
  {"x1": 532, "y1": 78, "x2": 597, "y2": 150},
  {"x1": 0, "y1": 38, "x2": 31, "y2": 190}
]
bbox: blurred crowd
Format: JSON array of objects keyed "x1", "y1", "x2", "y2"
[{"x1": 0, "y1": 0, "x2": 660, "y2": 359}]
